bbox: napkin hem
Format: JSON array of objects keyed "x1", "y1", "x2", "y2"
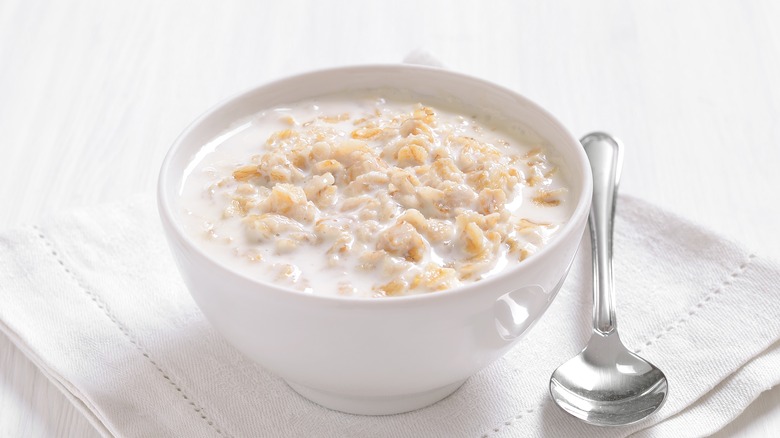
[
  {"x1": 33, "y1": 221, "x2": 233, "y2": 438},
  {"x1": 633, "y1": 254, "x2": 756, "y2": 356},
  {"x1": 631, "y1": 340, "x2": 780, "y2": 437},
  {"x1": 0, "y1": 317, "x2": 113, "y2": 438},
  {"x1": 34, "y1": 225, "x2": 226, "y2": 434}
]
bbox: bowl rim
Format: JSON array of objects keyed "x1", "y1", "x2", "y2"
[{"x1": 157, "y1": 63, "x2": 593, "y2": 308}]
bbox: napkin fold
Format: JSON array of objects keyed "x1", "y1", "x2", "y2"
[{"x1": 1, "y1": 194, "x2": 779, "y2": 438}]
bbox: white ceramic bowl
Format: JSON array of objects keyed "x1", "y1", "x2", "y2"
[{"x1": 158, "y1": 65, "x2": 592, "y2": 415}]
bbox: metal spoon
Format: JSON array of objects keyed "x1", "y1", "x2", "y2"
[{"x1": 549, "y1": 132, "x2": 668, "y2": 426}]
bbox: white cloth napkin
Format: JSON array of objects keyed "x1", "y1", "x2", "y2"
[{"x1": 1, "y1": 194, "x2": 779, "y2": 438}]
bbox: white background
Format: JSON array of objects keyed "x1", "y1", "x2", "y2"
[{"x1": 1, "y1": 0, "x2": 779, "y2": 436}]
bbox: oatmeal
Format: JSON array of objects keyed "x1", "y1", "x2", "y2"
[{"x1": 178, "y1": 92, "x2": 572, "y2": 297}]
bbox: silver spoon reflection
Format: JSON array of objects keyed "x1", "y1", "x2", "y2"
[{"x1": 549, "y1": 132, "x2": 668, "y2": 426}]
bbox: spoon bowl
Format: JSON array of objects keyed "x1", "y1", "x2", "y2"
[
  {"x1": 550, "y1": 330, "x2": 668, "y2": 425},
  {"x1": 549, "y1": 132, "x2": 668, "y2": 426}
]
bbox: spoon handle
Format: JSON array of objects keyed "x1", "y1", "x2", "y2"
[{"x1": 581, "y1": 133, "x2": 624, "y2": 335}]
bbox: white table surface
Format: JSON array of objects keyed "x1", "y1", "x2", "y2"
[{"x1": 1, "y1": 0, "x2": 779, "y2": 436}]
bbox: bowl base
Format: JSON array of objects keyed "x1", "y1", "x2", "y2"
[{"x1": 285, "y1": 378, "x2": 467, "y2": 415}]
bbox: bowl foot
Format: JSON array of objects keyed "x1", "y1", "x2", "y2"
[{"x1": 285, "y1": 378, "x2": 467, "y2": 415}]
